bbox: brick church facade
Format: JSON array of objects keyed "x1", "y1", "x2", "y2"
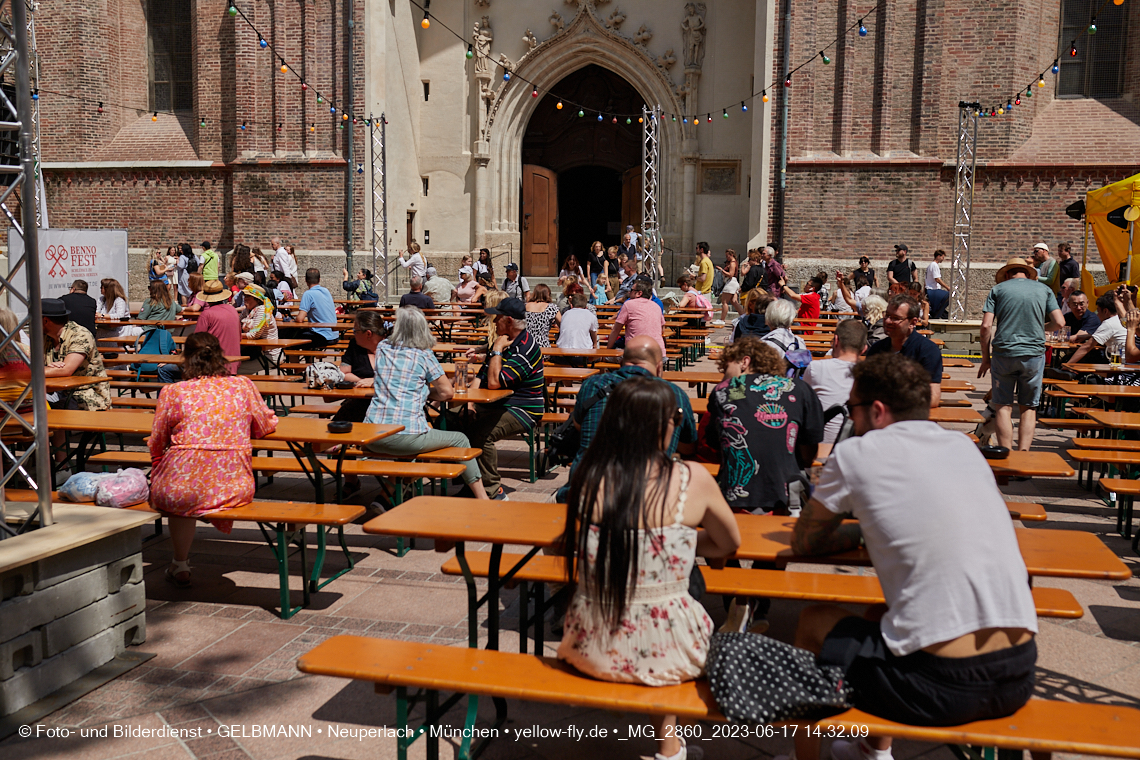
[{"x1": 23, "y1": 0, "x2": 1140, "y2": 285}]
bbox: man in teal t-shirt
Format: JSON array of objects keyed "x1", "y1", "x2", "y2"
[
  {"x1": 200, "y1": 241, "x2": 219, "y2": 281},
  {"x1": 979, "y1": 257, "x2": 1063, "y2": 452}
]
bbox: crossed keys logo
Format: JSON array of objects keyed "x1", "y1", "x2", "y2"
[{"x1": 45, "y1": 244, "x2": 68, "y2": 278}]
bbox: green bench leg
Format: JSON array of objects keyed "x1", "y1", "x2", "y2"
[
  {"x1": 393, "y1": 481, "x2": 416, "y2": 557},
  {"x1": 526, "y1": 428, "x2": 537, "y2": 483},
  {"x1": 308, "y1": 525, "x2": 355, "y2": 593}
]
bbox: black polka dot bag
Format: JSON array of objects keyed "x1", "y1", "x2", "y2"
[{"x1": 706, "y1": 632, "x2": 853, "y2": 724}]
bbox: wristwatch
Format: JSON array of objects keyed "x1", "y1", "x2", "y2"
[{"x1": 489, "y1": 351, "x2": 502, "y2": 358}]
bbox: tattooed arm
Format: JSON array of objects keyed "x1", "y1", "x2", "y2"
[{"x1": 791, "y1": 497, "x2": 862, "y2": 556}]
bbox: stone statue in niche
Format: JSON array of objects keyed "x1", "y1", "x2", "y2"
[
  {"x1": 498, "y1": 53, "x2": 514, "y2": 76},
  {"x1": 657, "y1": 49, "x2": 676, "y2": 69},
  {"x1": 681, "y1": 3, "x2": 707, "y2": 69},
  {"x1": 605, "y1": 9, "x2": 626, "y2": 30},
  {"x1": 473, "y1": 16, "x2": 493, "y2": 75},
  {"x1": 549, "y1": 10, "x2": 565, "y2": 33},
  {"x1": 474, "y1": 0, "x2": 490, "y2": 7},
  {"x1": 523, "y1": 28, "x2": 538, "y2": 50},
  {"x1": 633, "y1": 24, "x2": 652, "y2": 46}
]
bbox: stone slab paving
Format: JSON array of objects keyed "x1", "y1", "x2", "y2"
[{"x1": 3, "y1": 330, "x2": 1137, "y2": 760}]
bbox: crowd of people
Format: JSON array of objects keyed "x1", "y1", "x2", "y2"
[{"x1": 29, "y1": 232, "x2": 1103, "y2": 760}]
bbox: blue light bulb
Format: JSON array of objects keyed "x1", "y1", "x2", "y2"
[
  {"x1": 858, "y1": 22, "x2": 867, "y2": 36},
  {"x1": 259, "y1": 38, "x2": 267, "y2": 49}
]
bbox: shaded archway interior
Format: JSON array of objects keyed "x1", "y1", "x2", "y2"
[{"x1": 522, "y1": 64, "x2": 645, "y2": 274}]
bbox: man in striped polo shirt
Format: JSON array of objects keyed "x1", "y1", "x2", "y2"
[{"x1": 462, "y1": 297, "x2": 545, "y2": 500}]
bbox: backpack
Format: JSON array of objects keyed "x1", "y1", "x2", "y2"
[
  {"x1": 305, "y1": 361, "x2": 345, "y2": 389},
  {"x1": 545, "y1": 382, "x2": 614, "y2": 468},
  {"x1": 184, "y1": 254, "x2": 200, "y2": 274},
  {"x1": 130, "y1": 328, "x2": 176, "y2": 380},
  {"x1": 766, "y1": 335, "x2": 813, "y2": 379},
  {"x1": 733, "y1": 313, "x2": 770, "y2": 341}
]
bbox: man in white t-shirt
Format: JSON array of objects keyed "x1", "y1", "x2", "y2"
[
  {"x1": 556, "y1": 293, "x2": 598, "y2": 349},
  {"x1": 803, "y1": 319, "x2": 866, "y2": 443},
  {"x1": 1069, "y1": 292, "x2": 1127, "y2": 364},
  {"x1": 788, "y1": 353, "x2": 1037, "y2": 760},
  {"x1": 270, "y1": 237, "x2": 297, "y2": 285},
  {"x1": 924, "y1": 249, "x2": 949, "y2": 319}
]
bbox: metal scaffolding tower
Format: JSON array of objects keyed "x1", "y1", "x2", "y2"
[
  {"x1": 641, "y1": 104, "x2": 662, "y2": 279},
  {"x1": 0, "y1": 0, "x2": 51, "y2": 535},
  {"x1": 369, "y1": 113, "x2": 388, "y2": 304},
  {"x1": 949, "y1": 102, "x2": 980, "y2": 321}
]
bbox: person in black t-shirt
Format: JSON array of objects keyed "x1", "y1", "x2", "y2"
[
  {"x1": 1063, "y1": 291, "x2": 1100, "y2": 342},
  {"x1": 59, "y1": 280, "x2": 98, "y2": 338},
  {"x1": 399, "y1": 275, "x2": 435, "y2": 310},
  {"x1": 335, "y1": 310, "x2": 388, "y2": 423},
  {"x1": 886, "y1": 245, "x2": 917, "y2": 291}
]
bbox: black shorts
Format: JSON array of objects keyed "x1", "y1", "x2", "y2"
[{"x1": 818, "y1": 616, "x2": 1036, "y2": 726}]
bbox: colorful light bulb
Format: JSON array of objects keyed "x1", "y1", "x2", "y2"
[
  {"x1": 722, "y1": 109, "x2": 728, "y2": 118},
  {"x1": 228, "y1": 5, "x2": 237, "y2": 16},
  {"x1": 858, "y1": 20, "x2": 867, "y2": 36},
  {"x1": 466, "y1": 45, "x2": 474, "y2": 59},
  {"x1": 421, "y1": 14, "x2": 430, "y2": 29},
  {"x1": 152, "y1": 112, "x2": 157, "y2": 121},
  {"x1": 762, "y1": 91, "x2": 769, "y2": 103},
  {"x1": 741, "y1": 101, "x2": 747, "y2": 112},
  {"x1": 532, "y1": 88, "x2": 538, "y2": 98},
  {"x1": 821, "y1": 52, "x2": 831, "y2": 65},
  {"x1": 556, "y1": 101, "x2": 563, "y2": 110},
  {"x1": 259, "y1": 37, "x2": 267, "y2": 49}
]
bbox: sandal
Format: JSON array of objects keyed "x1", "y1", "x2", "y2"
[{"x1": 165, "y1": 560, "x2": 192, "y2": 589}]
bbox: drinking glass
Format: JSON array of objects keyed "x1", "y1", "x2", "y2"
[{"x1": 454, "y1": 359, "x2": 469, "y2": 394}]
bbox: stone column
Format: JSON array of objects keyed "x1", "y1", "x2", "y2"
[
  {"x1": 474, "y1": 140, "x2": 490, "y2": 248},
  {"x1": 682, "y1": 151, "x2": 698, "y2": 257}
]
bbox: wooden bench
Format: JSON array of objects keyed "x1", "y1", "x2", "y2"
[
  {"x1": 1039, "y1": 417, "x2": 1105, "y2": 432},
  {"x1": 1067, "y1": 449, "x2": 1140, "y2": 489},
  {"x1": 941, "y1": 357, "x2": 975, "y2": 367},
  {"x1": 111, "y1": 396, "x2": 159, "y2": 409},
  {"x1": 440, "y1": 553, "x2": 1079, "y2": 652},
  {"x1": 297, "y1": 636, "x2": 1140, "y2": 760},
  {"x1": 6, "y1": 490, "x2": 360, "y2": 619},
  {"x1": 1074, "y1": 437, "x2": 1140, "y2": 451},
  {"x1": 87, "y1": 450, "x2": 465, "y2": 505},
  {"x1": 1097, "y1": 478, "x2": 1140, "y2": 540}
]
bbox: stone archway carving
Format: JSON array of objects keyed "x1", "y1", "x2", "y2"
[{"x1": 476, "y1": 4, "x2": 687, "y2": 251}]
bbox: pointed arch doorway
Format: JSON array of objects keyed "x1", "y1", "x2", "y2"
[{"x1": 520, "y1": 65, "x2": 645, "y2": 277}]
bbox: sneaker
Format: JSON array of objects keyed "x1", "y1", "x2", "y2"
[
  {"x1": 831, "y1": 739, "x2": 893, "y2": 760},
  {"x1": 366, "y1": 500, "x2": 389, "y2": 516},
  {"x1": 53, "y1": 467, "x2": 73, "y2": 489},
  {"x1": 490, "y1": 486, "x2": 510, "y2": 501},
  {"x1": 747, "y1": 617, "x2": 770, "y2": 635},
  {"x1": 712, "y1": 319, "x2": 726, "y2": 326}
]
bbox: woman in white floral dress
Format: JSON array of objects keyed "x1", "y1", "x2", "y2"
[{"x1": 558, "y1": 377, "x2": 741, "y2": 760}]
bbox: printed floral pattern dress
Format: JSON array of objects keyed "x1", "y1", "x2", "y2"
[
  {"x1": 148, "y1": 375, "x2": 278, "y2": 532},
  {"x1": 558, "y1": 464, "x2": 713, "y2": 686}
]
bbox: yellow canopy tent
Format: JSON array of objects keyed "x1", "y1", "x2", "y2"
[{"x1": 1088, "y1": 172, "x2": 1140, "y2": 297}]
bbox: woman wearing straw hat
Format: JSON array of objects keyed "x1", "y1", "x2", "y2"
[{"x1": 978, "y1": 257, "x2": 1064, "y2": 452}]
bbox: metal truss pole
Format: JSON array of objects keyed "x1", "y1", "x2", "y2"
[
  {"x1": 25, "y1": 0, "x2": 43, "y2": 229},
  {"x1": 369, "y1": 113, "x2": 388, "y2": 304},
  {"x1": 641, "y1": 104, "x2": 661, "y2": 280},
  {"x1": 0, "y1": 0, "x2": 51, "y2": 534},
  {"x1": 949, "y1": 102, "x2": 979, "y2": 322}
]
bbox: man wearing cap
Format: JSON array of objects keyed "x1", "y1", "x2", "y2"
[
  {"x1": 502, "y1": 262, "x2": 529, "y2": 301},
  {"x1": 422, "y1": 267, "x2": 456, "y2": 305},
  {"x1": 1031, "y1": 242, "x2": 1060, "y2": 298},
  {"x1": 886, "y1": 245, "x2": 916, "y2": 290},
  {"x1": 399, "y1": 275, "x2": 434, "y2": 310},
  {"x1": 607, "y1": 278, "x2": 666, "y2": 354},
  {"x1": 979, "y1": 258, "x2": 1064, "y2": 452},
  {"x1": 234, "y1": 271, "x2": 256, "y2": 310},
  {"x1": 42, "y1": 298, "x2": 111, "y2": 477},
  {"x1": 192, "y1": 281, "x2": 243, "y2": 375},
  {"x1": 460, "y1": 297, "x2": 544, "y2": 499}
]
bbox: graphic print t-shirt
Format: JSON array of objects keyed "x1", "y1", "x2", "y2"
[{"x1": 705, "y1": 373, "x2": 824, "y2": 513}]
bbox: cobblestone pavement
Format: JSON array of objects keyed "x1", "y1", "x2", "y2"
[{"x1": 3, "y1": 329, "x2": 1137, "y2": 760}]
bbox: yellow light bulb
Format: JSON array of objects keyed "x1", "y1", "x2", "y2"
[
  {"x1": 762, "y1": 93, "x2": 769, "y2": 103},
  {"x1": 421, "y1": 17, "x2": 430, "y2": 29},
  {"x1": 1038, "y1": 78, "x2": 1045, "y2": 87},
  {"x1": 556, "y1": 101, "x2": 563, "y2": 110},
  {"x1": 280, "y1": 64, "x2": 288, "y2": 73}
]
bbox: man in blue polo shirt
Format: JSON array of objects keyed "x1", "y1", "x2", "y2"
[
  {"x1": 296, "y1": 268, "x2": 340, "y2": 350},
  {"x1": 866, "y1": 294, "x2": 943, "y2": 407}
]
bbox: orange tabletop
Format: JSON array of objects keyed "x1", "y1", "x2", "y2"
[
  {"x1": 446, "y1": 388, "x2": 512, "y2": 404},
  {"x1": 97, "y1": 319, "x2": 196, "y2": 328},
  {"x1": 1058, "y1": 383, "x2": 1140, "y2": 398},
  {"x1": 929, "y1": 407, "x2": 984, "y2": 424},
  {"x1": 261, "y1": 416, "x2": 403, "y2": 447},
  {"x1": 987, "y1": 450, "x2": 1075, "y2": 477},
  {"x1": 663, "y1": 371, "x2": 723, "y2": 385},
  {"x1": 279, "y1": 322, "x2": 345, "y2": 330},
  {"x1": 1062, "y1": 363, "x2": 1140, "y2": 374},
  {"x1": 1084, "y1": 410, "x2": 1140, "y2": 431},
  {"x1": 45, "y1": 376, "x2": 111, "y2": 392},
  {"x1": 240, "y1": 338, "x2": 312, "y2": 348},
  {"x1": 541, "y1": 347, "x2": 622, "y2": 360},
  {"x1": 43, "y1": 409, "x2": 155, "y2": 434},
  {"x1": 250, "y1": 380, "x2": 375, "y2": 399},
  {"x1": 101, "y1": 354, "x2": 244, "y2": 365},
  {"x1": 363, "y1": 496, "x2": 565, "y2": 546},
  {"x1": 940, "y1": 380, "x2": 975, "y2": 392},
  {"x1": 433, "y1": 343, "x2": 480, "y2": 354},
  {"x1": 542, "y1": 367, "x2": 600, "y2": 382},
  {"x1": 368, "y1": 498, "x2": 1126, "y2": 579}
]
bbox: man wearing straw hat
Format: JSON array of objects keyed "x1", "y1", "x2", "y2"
[{"x1": 978, "y1": 257, "x2": 1064, "y2": 453}]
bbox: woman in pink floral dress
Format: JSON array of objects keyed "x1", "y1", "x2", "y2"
[
  {"x1": 558, "y1": 378, "x2": 740, "y2": 760},
  {"x1": 149, "y1": 332, "x2": 278, "y2": 587}
]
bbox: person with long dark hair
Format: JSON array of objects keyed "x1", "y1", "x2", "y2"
[
  {"x1": 149, "y1": 332, "x2": 279, "y2": 587},
  {"x1": 558, "y1": 378, "x2": 740, "y2": 760}
]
